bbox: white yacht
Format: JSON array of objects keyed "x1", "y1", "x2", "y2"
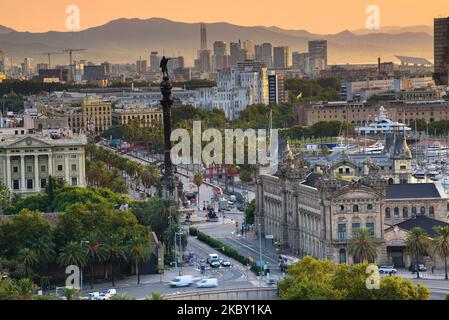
[
  {"x1": 356, "y1": 106, "x2": 411, "y2": 135},
  {"x1": 364, "y1": 141, "x2": 384, "y2": 154}
]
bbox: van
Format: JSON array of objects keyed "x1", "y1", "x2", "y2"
[
  {"x1": 207, "y1": 254, "x2": 219, "y2": 264},
  {"x1": 169, "y1": 275, "x2": 194, "y2": 287},
  {"x1": 196, "y1": 278, "x2": 218, "y2": 288}
]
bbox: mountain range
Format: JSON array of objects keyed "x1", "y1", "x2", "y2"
[{"x1": 0, "y1": 18, "x2": 434, "y2": 66}]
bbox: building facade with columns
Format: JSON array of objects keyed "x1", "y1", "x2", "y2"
[{"x1": 0, "y1": 132, "x2": 87, "y2": 195}]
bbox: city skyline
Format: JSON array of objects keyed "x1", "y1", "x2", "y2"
[{"x1": 1, "y1": 0, "x2": 448, "y2": 34}]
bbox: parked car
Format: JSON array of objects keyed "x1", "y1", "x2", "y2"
[
  {"x1": 96, "y1": 293, "x2": 109, "y2": 300},
  {"x1": 409, "y1": 264, "x2": 427, "y2": 272},
  {"x1": 378, "y1": 266, "x2": 397, "y2": 274},
  {"x1": 169, "y1": 275, "x2": 194, "y2": 287},
  {"x1": 221, "y1": 260, "x2": 232, "y2": 267},
  {"x1": 196, "y1": 278, "x2": 218, "y2": 288},
  {"x1": 210, "y1": 260, "x2": 221, "y2": 268},
  {"x1": 266, "y1": 278, "x2": 277, "y2": 286},
  {"x1": 83, "y1": 292, "x2": 100, "y2": 300}
]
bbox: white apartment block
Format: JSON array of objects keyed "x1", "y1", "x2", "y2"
[{"x1": 211, "y1": 62, "x2": 268, "y2": 120}]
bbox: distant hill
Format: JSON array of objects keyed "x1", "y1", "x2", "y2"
[
  {"x1": 0, "y1": 18, "x2": 434, "y2": 66},
  {"x1": 351, "y1": 25, "x2": 433, "y2": 36},
  {"x1": 0, "y1": 25, "x2": 15, "y2": 34}
]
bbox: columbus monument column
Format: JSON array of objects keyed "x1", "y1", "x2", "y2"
[{"x1": 157, "y1": 56, "x2": 183, "y2": 202}]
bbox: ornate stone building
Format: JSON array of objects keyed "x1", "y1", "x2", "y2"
[{"x1": 255, "y1": 137, "x2": 449, "y2": 265}]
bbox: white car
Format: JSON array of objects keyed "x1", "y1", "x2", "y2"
[
  {"x1": 196, "y1": 278, "x2": 218, "y2": 288},
  {"x1": 210, "y1": 260, "x2": 221, "y2": 268},
  {"x1": 169, "y1": 275, "x2": 194, "y2": 287},
  {"x1": 221, "y1": 260, "x2": 231, "y2": 267},
  {"x1": 378, "y1": 265, "x2": 397, "y2": 274}
]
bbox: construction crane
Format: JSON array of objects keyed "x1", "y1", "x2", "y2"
[
  {"x1": 63, "y1": 48, "x2": 85, "y2": 81},
  {"x1": 41, "y1": 52, "x2": 64, "y2": 69}
]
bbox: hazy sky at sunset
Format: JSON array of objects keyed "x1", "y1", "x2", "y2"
[{"x1": 1, "y1": 0, "x2": 449, "y2": 33}]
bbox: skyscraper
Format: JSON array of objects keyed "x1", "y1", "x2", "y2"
[
  {"x1": 434, "y1": 17, "x2": 449, "y2": 85},
  {"x1": 255, "y1": 43, "x2": 273, "y2": 68},
  {"x1": 213, "y1": 41, "x2": 228, "y2": 72},
  {"x1": 243, "y1": 40, "x2": 255, "y2": 60},
  {"x1": 200, "y1": 23, "x2": 207, "y2": 51},
  {"x1": 292, "y1": 52, "x2": 310, "y2": 74},
  {"x1": 136, "y1": 57, "x2": 147, "y2": 74},
  {"x1": 308, "y1": 40, "x2": 328, "y2": 71},
  {"x1": 268, "y1": 71, "x2": 285, "y2": 105},
  {"x1": 273, "y1": 47, "x2": 289, "y2": 69},
  {"x1": 150, "y1": 51, "x2": 160, "y2": 72},
  {"x1": 229, "y1": 42, "x2": 241, "y2": 67}
]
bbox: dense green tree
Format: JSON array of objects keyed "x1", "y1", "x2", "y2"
[
  {"x1": 132, "y1": 198, "x2": 179, "y2": 239},
  {"x1": 278, "y1": 256, "x2": 430, "y2": 300},
  {"x1": 105, "y1": 235, "x2": 127, "y2": 287},
  {"x1": 0, "y1": 209, "x2": 54, "y2": 261},
  {"x1": 84, "y1": 233, "x2": 107, "y2": 289},
  {"x1": 17, "y1": 248, "x2": 38, "y2": 279},
  {"x1": 58, "y1": 242, "x2": 87, "y2": 270},
  {"x1": 432, "y1": 226, "x2": 449, "y2": 280},
  {"x1": 406, "y1": 227, "x2": 430, "y2": 279},
  {"x1": 244, "y1": 199, "x2": 255, "y2": 225},
  {"x1": 348, "y1": 228, "x2": 379, "y2": 264},
  {"x1": 127, "y1": 235, "x2": 152, "y2": 284}
]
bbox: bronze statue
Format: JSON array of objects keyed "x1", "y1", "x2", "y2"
[{"x1": 160, "y1": 56, "x2": 171, "y2": 78}]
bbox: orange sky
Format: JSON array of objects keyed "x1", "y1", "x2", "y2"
[{"x1": 1, "y1": 0, "x2": 448, "y2": 33}]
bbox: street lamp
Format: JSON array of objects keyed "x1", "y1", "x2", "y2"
[
  {"x1": 80, "y1": 240, "x2": 89, "y2": 293},
  {"x1": 258, "y1": 223, "x2": 263, "y2": 287}
]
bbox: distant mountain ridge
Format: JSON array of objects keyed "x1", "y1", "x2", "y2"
[
  {"x1": 0, "y1": 18, "x2": 433, "y2": 66},
  {"x1": 0, "y1": 25, "x2": 15, "y2": 34}
]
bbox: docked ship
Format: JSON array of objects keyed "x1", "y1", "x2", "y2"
[{"x1": 356, "y1": 106, "x2": 411, "y2": 135}]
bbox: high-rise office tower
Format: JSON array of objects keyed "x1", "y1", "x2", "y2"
[
  {"x1": 261, "y1": 43, "x2": 273, "y2": 69},
  {"x1": 150, "y1": 51, "x2": 160, "y2": 72},
  {"x1": 434, "y1": 17, "x2": 449, "y2": 85},
  {"x1": 136, "y1": 57, "x2": 147, "y2": 74},
  {"x1": 198, "y1": 50, "x2": 211, "y2": 73},
  {"x1": 213, "y1": 41, "x2": 228, "y2": 72},
  {"x1": 200, "y1": 23, "x2": 207, "y2": 51},
  {"x1": 243, "y1": 40, "x2": 255, "y2": 60},
  {"x1": 273, "y1": 46, "x2": 289, "y2": 69},
  {"x1": 308, "y1": 40, "x2": 328, "y2": 71},
  {"x1": 268, "y1": 71, "x2": 286, "y2": 105},
  {"x1": 292, "y1": 52, "x2": 310, "y2": 74}
]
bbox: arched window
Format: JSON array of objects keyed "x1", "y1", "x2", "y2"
[
  {"x1": 403, "y1": 207, "x2": 408, "y2": 218},
  {"x1": 339, "y1": 205, "x2": 345, "y2": 212},
  {"x1": 420, "y1": 207, "x2": 426, "y2": 215},
  {"x1": 394, "y1": 207, "x2": 400, "y2": 219},
  {"x1": 385, "y1": 207, "x2": 391, "y2": 219},
  {"x1": 429, "y1": 206, "x2": 435, "y2": 217},
  {"x1": 412, "y1": 207, "x2": 417, "y2": 217},
  {"x1": 367, "y1": 204, "x2": 373, "y2": 210},
  {"x1": 353, "y1": 205, "x2": 359, "y2": 213}
]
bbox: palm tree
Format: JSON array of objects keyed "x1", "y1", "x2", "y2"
[
  {"x1": 85, "y1": 234, "x2": 107, "y2": 289},
  {"x1": 17, "y1": 248, "x2": 38, "y2": 278},
  {"x1": 406, "y1": 227, "x2": 430, "y2": 279},
  {"x1": 16, "y1": 279, "x2": 36, "y2": 300},
  {"x1": 141, "y1": 165, "x2": 160, "y2": 194},
  {"x1": 432, "y1": 226, "x2": 449, "y2": 280},
  {"x1": 58, "y1": 242, "x2": 87, "y2": 270},
  {"x1": 193, "y1": 174, "x2": 204, "y2": 210},
  {"x1": 348, "y1": 228, "x2": 379, "y2": 264},
  {"x1": 106, "y1": 235, "x2": 127, "y2": 287},
  {"x1": 127, "y1": 236, "x2": 152, "y2": 284}
]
